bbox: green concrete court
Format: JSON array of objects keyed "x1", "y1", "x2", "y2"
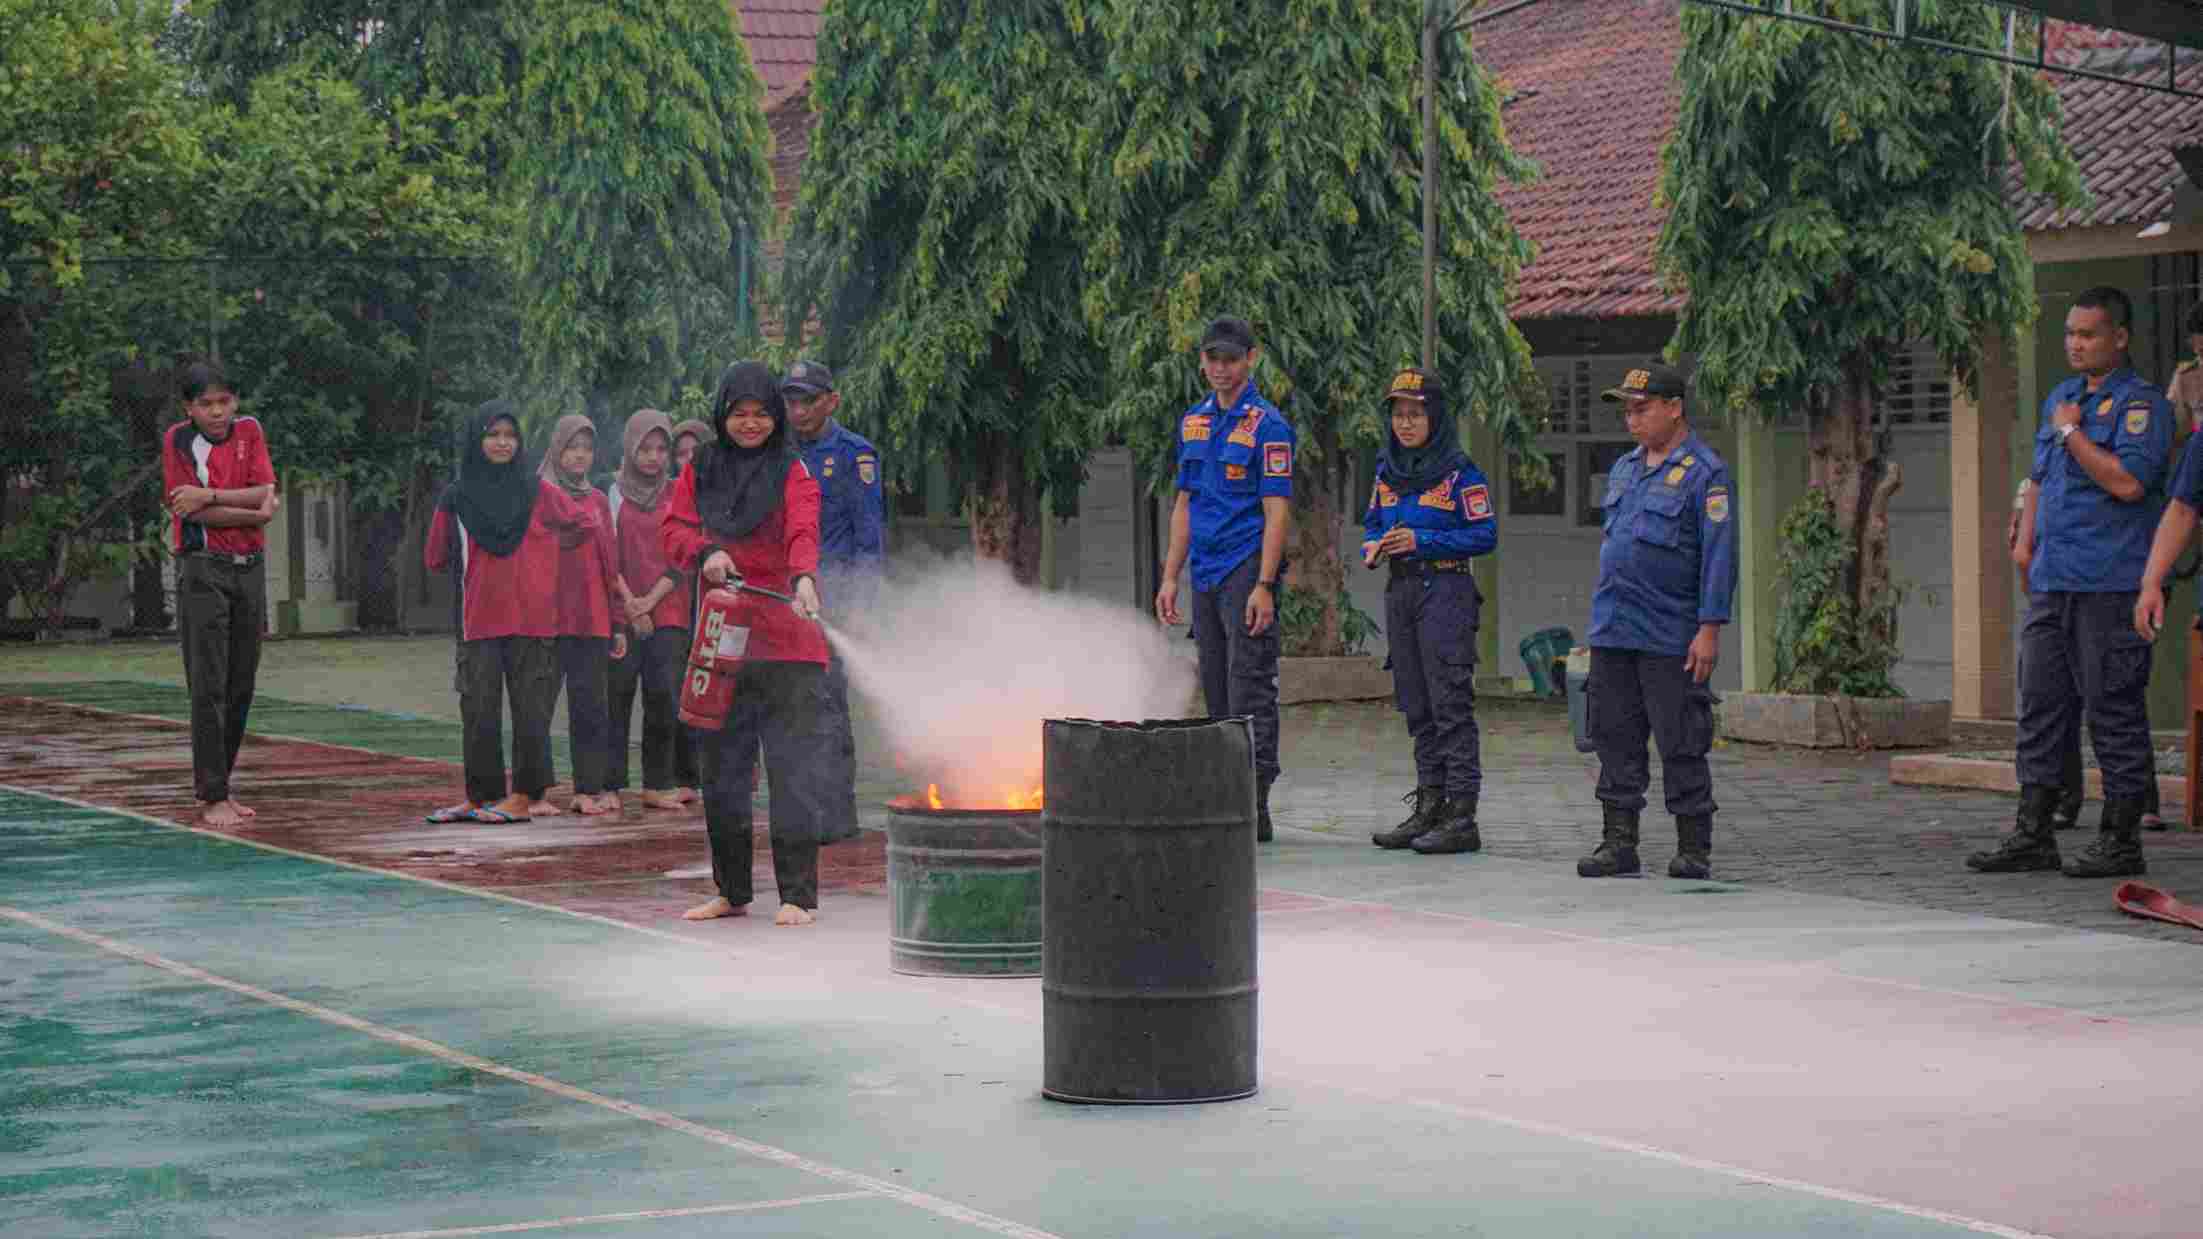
[{"x1": 8, "y1": 780, "x2": 2203, "y2": 1238}]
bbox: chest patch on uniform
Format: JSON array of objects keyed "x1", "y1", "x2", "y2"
[
  {"x1": 1664, "y1": 465, "x2": 1687, "y2": 486},
  {"x1": 1264, "y1": 441, "x2": 1293, "y2": 479},
  {"x1": 1682, "y1": 455, "x2": 1696, "y2": 467},
  {"x1": 1419, "y1": 473, "x2": 1458, "y2": 510},
  {"x1": 1706, "y1": 488, "x2": 1730, "y2": 523},
  {"x1": 1228, "y1": 414, "x2": 1260, "y2": 447},
  {"x1": 857, "y1": 454, "x2": 876, "y2": 484},
  {"x1": 1375, "y1": 481, "x2": 1398, "y2": 507},
  {"x1": 2097, "y1": 397, "x2": 2115, "y2": 418},
  {"x1": 2125, "y1": 404, "x2": 2150, "y2": 435},
  {"x1": 821, "y1": 455, "x2": 836, "y2": 478},
  {"x1": 1464, "y1": 483, "x2": 1492, "y2": 520},
  {"x1": 1224, "y1": 463, "x2": 1248, "y2": 481},
  {"x1": 1183, "y1": 415, "x2": 1212, "y2": 442}
]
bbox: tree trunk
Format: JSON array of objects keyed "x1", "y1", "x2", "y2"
[
  {"x1": 969, "y1": 428, "x2": 1044, "y2": 585},
  {"x1": 1286, "y1": 429, "x2": 1344, "y2": 657},
  {"x1": 1806, "y1": 347, "x2": 1903, "y2": 648},
  {"x1": 117, "y1": 358, "x2": 173, "y2": 632}
]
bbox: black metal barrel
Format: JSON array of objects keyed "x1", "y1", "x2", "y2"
[{"x1": 1040, "y1": 717, "x2": 1257, "y2": 1104}]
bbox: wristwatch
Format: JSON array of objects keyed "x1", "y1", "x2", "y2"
[
  {"x1": 2057, "y1": 423, "x2": 2078, "y2": 444},
  {"x1": 1256, "y1": 579, "x2": 1276, "y2": 589}
]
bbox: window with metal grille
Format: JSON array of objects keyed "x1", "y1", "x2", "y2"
[{"x1": 1884, "y1": 339, "x2": 1953, "y2": 425}]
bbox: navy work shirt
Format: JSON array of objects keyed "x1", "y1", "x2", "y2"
[
  {"x1": 1175, "y1": 383, "x2": 1296, "y2": 592},
  {"x1": 1588, "y1": 432, "x2": 1738, "y2": 655},
  {"x1": 794, "y1": 420, "x2": 886, "y2": 607},
  {"x1": 1360, "y1": 461, "x2": 1499, "y2": 562},
  {"x1": 2029, "y1": 367, "x2": 2173, "y2": 594}
]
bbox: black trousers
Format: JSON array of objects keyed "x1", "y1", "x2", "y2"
[
  {"x1": 457, "y1": 636, "x2": 558, "y2": 804},
  {"x1": 1588, "y1": 646, "x2": 1717, "y2": 818},
  {"x1": 608, "y1": 627, "x2": 686, "y2": 792},
  {"x1": 1189, "y1": 553, "x2": 1282, "y2": 786},
  {"x1": 1384, "y1": 569, "x2": 1482, "y2": 798},
  {"x1": 176, "y1": 554, "x2": 265, "y2": 803},
  {"x1": 2018, "y1": 591, "x2": 2154, "y2": 799},
  {"x1": 698, "y1": 661, "x2": 827, "y2": 910},
  {"x1": 553, "y1": 635, "x2": 612, "y2": 796}
]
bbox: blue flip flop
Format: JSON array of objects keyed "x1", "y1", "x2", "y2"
[
  {"x1": 424, "y1": 804, "x2": 477, "y2": 824},
  {"x1": 472, "y1": 806, "x2": 530, "y2": 824}
]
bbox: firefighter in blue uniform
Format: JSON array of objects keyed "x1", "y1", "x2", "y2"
[
  {"x1": 1577, "y1": 363, "x2": 1737, "y2": 880},
  {"x1": 1979, "y1": 287, "x2": 2173, "y2": 878},
  {"x1": 1154, "y1": 317, "x2": 1296, "y2": 842},
  {"x1": 1363, "y1": 368, "x2": 1499, "y2": 855},
  {"x1": 781, "y1": 360, "x2": 884, "y2": 844}
]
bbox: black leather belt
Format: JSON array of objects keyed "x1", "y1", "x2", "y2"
[
  {"x1": 182, "y1": 550, "x2": 263, "y2": 568},
  {"x1": 1389, "y1": 558, "x2": 1474, "y2": 580}
]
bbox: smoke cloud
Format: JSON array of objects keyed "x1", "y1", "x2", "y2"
[{"x1": 827, "y1": 557, "x2": 1195, "y2": 804}]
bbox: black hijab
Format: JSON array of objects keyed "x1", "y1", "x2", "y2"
[
  {"x1": 691, "y1": 361, "x2": 793, "y2": 542},
  {"x1": 439, "y1": 398, "x2": 538, "y2": 558},
  {"x1": 1378, "y1": 367, "x2": 1470, "y2": 496}
]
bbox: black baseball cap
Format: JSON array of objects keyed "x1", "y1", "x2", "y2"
[
  {"x1": 781, "y1": 360, "x2": 836, "y2": 396},
  {"x1": 1200, "y1": 317, "x2": 1257, "y2": 358},
  {"x1": 1601, "y1": 363, "x2": 1688, "y2": 403}
]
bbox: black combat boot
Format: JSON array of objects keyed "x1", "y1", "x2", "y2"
[
  {"x1": 2062, "y1": 796, "x2": 2147, "y2": 878},
  {"x1": 1410, "y1": 790, "x2": 1481, "y2": 854},
  {"x1": 1257, "y1": 779, "x2": 1275, "y2": 843},
  {"x1": 1667, "y1": 814, "x2": 1712, "y2": 879},
  {"x1": 1576, "y1": 807, "x2": 1640, "y2": 877},
  {"x1": 1965, "y1": 784, "x2": 2061, "y2": 872},
  {"x1": 1373, "y1": 786, "x2": 1444, "y2": 849},
  {"x1": 2050, "y1": 784, "x2": 2083, "y2": 831}
]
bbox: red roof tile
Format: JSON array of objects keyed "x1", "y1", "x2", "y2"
[
  {"x1": 1475, "y1": 0, "x2": 1686, "y2": 320},
  {"x1": 731, "y1": 1, "x2": 823, "y2": 105},
  {"x1": 2008, "y1": 29, "x2": 2203, "y2": 229}
]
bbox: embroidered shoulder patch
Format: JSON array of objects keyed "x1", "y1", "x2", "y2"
[
  {"x1": 1463, "y1": 483, "x2": 1493, "y2": 520},
  {"x1": 1264, "y1": 441, "x2": 1293, "y2": 479},
  {"x1": 1375, "y1": 480, "x2": 1398, "y2": 507},
  {"x1": 2125, "y1": 405, "x2": 2150, "y2": 435},
  {"x1": 1706, "y1": 489, "x2": 1730, "y2": 524},
  {"x1": 1183, "y1": 415, "x2": 1212, "y2": 443},
  {"x1": 857, "y1": 454, "x2": 876, "y2": 485}
]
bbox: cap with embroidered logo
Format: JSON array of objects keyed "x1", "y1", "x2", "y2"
[
  {"x1": 1386, "y1": 367, "x2": 1444, "y2": 403},
  {"x1": 1601, "y1": 363, "x2": 1688, "y2": 403}
]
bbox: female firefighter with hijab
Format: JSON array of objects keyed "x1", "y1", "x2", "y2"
[
  {"x1": 661, "y1": 362, "x2": 830, "y2": 927},
  {"x1": 1363, "y1": 368, "x2": 1499, "y2": 855}
]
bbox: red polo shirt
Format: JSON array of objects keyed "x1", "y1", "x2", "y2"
[
  {"x1": 424, "y1": 481, "x2": 599, "y2": 642},
  {"x1": 548, "y1": 488, "x2": 621, "y2": 639},
  {"x1": 163, "y1": 417, "x2": 277, "y2": 555},
  {"x1": 615, "y1": 494, "x2": 692, "y2": 631},
  {"x1": 661, "y1": 462, "x2": 827, "y2": 665}
]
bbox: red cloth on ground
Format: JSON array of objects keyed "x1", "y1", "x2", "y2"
[
  {"x1": 616, "y1": 495, "x2": 692, "y2": 631},
  {"x1": 661, "y1": 461, "x2": 827, "y2": 665},
  {"x1": 162, "y1": 417, "x2": 277, "y2": 555},
  {"x1": 425, "y1": 481, "x2": 597, "y2": 641}
]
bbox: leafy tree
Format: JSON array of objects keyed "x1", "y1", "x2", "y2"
[
  {"x1": 1658, "y1": 0, "x2": 2083, "y2": 682},
  {"x1": 514, "y1": 0, "x2": 773, "y2": 429},
  {"x1": 1086, "y1": 0, "x2": 1541, "y2": 653},
  {"x1": 781, "y1": 0, "x2": 1110, "y2": 583}
]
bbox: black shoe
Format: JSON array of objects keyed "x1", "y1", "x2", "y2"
[
  {"x1": 1966, "y1": 785, "x2": 2062, "y2": 872},
  {"x1": 2063, "y1": 797, "x2": 2146, "y2": 878},
  {"x1": 1577, "y1": 807, "x2": 1640, "y2": 877},
  {"x1": 1374, "y1": 786, "x2": 1444, "y2": 849},
  {"x1": 1667, "y1": 814, "x2": 1712, "y2": 879},
  {"x1": 1410, "y1": 792, "x2": 1480, "y2": 854},
  {"x1": 2050, "y1": 795, "x2": 2082, "y2": 831},
  {"x1": 1257, "y1": 779, "x2": 1275, "y2": 843}
]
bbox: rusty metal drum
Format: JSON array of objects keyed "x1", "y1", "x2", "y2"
[
  {"x1": 1041, "y1": 717, "x2": 1258, "y2": 1104},
  {"x1": 885, "y1": 804, "x2": 1043, "y2": 977}
]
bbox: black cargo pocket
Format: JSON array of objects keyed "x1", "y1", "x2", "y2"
[
  {"x1": 2102, "y1": 640, "x2": 2152, "y2": 699},
  {"x1": 1679, "y1": 683, "x2": 1719, "y2": 758}
]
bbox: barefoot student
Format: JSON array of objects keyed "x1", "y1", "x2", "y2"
[
  {"x1": 423, "y1": 399, "x2": 600, "y2": 824},
  {"x1": 607, "y1": 409, "x2": 691, "y2": 811},
  {"x1": 662, "y1": 362, "x2": 829, "y2": 927},
  {"x1": 666, "y1": 416, "x2": 714, "y2": 799},
  {"x1": 540, "y1": 414, "x2": 626, "y2": 816},
  {"x1": 163, "y1": 359, "x2": 279, "y2": 828}
]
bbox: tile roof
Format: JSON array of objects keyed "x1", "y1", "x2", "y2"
[
  {"x1": 731, "y1": 0, "x2": 823, "y2": 105},
  {"x1": 2007, "y1": 33, "x2": 2203, "y2": 229},
  {"x1": 1474, "y1": 0, "x2": 1686, "y2": 320}
]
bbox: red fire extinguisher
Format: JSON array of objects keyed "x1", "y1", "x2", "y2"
[{"x1": 677, "y1": 578, "x2": 798, "y2": 732}]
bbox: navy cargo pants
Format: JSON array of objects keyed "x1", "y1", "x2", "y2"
[
  {"x1": 2017, "y1": 591, "x2": 2154, "y2": 800},
  {"x1": 1588, "y1": 647, "x2": 1717, "y2": 818},
  {"x1": 1189, "y1": 553, "x2": 1282, "y2": 787},
  {"x1": 1383, "y1": 565, "x2": 1482, "y2": 800}
]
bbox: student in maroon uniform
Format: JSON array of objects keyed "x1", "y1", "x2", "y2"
[
  {"x1": 606, "y1": 409, "x2": 692, "y2": 811},
  {"x1": 423, "y1": 399, "x2": 601, "y2": 824},
  {"x1": 539, "y1": 414, "x2": 626, "y2": 815},
  {"x1": 666, "y1": 415, "x2": 715, "y2": 798},
  {"x1": 163, "y1": 359, "x2": 279, "y2": 828},
  {"x1": 662, "y1": 362, "x2": 829, "y2": 927},
  {"x1": 672, "y1": 419, "x2": 711, "y2": 476}
]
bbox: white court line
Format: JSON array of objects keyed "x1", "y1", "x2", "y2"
[
  {"x1": 324, "y1": 1193, "x2": 873, "y2": 1239},
  {"x1": 0, "y1": 903, "x2": 1065, "y2": 1239},
  {"x1": 0, "y1": 784, "x2": 2090, "y2": 1237}
]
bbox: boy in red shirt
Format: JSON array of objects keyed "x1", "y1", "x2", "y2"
[{"x1": 162, "y1": 360, "x2": 280, "y2": 828}]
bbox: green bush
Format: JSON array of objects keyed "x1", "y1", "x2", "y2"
[
  {"x1": 1770, "y1": 487, "x2": 1904, "y2": 699},
  {"x1": 1280, "y1": 587, "x2": 1378, "y2": 657}
]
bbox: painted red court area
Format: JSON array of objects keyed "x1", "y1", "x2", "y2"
[{"x1": 0, "y1": 696, "x2": 885, "y2": 915}]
